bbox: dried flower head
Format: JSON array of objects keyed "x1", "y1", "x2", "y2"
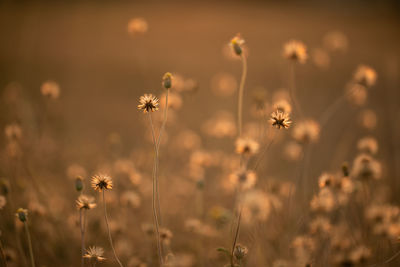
[
  {"x1": 91, "y1": 174, "x2": 113, "y2": 192},
  {"x1": 40, "y1": 80, "x2": 60, "y2": 99},
  {"x1": 234, "y1": 244, "x2": 248, "y2": 260},
  {"x1": 270, "y1": 110, "x2": 291, "y2": 129},
  {"x1": 292, "y1": 120, "x2": 320, "y2": 144},
  {"x1": 229, "y1": 170, "x2": 257, "y2": 190},
  {"x1": 83, "y1": 246, "x2": 106, "y2": 262},
  {"x1": 283, "y1": 40, "x2": 308, "y2": 64},
  {"x1": 235, "y1": 138, "x2": 259, "y2": 156},
  {"x1": 137, "y1": 94, "x2": 159, "y2": 113},
  {"x1": 230, "y1": 34, "x2": 245, "y2": 56},
  {"x1": 162, "y1": 72, "x2": 173, "y2": 89},
  {"x1": 76, "y1": 195, "x2": 97, "y2": 210},
  {"x1": 15, "y1": 208, "x2": 28, "y2": 222}
]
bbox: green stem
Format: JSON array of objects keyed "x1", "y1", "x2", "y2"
[
  {"x1": 24, "y1": 222, "x2": 35, "y2": 267},
  {"x1": 237, "y1": 53, "x2": 247, "y2": 137},
  {"x1": 102, "y1": 191, "x2": 124, "y2": 267}
]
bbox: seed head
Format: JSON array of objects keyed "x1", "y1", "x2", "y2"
[
  {"x1": 230, "y1": 34, "x2": 245, "y2": 56},
  {"x1": 137, "y1": 94, "x2": 159, "y2": 113},
  {"x1": 15, "y1": 208, "x2": 28, "y2": 222},
  {"x1": 162, "y1": 72, "x2": 173, "y2": 89},
  {"x1": 270, "y1": 110, "x2": 291, "y2": 129},
  {"x1": 91, "y1": 174, "x2": 113, "y2": 192}
]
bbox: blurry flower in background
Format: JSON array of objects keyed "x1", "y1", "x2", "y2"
[
  {"x1": 357, "y1": 136, "x2": 378, "y2": 155},
  {"x1": 312, "y1": 48, "x2": 330, "y2": 69},
  {"x1": 15, "y1": 208, "x2": 28, "y2": 222},
  {"x1": 4, "y1": 123, "x2": 22, "y2": 141},
  {"x1": 323, "y1": 31, "x2": 348, "y2": 52},
  {"x1": 283, "y1": 141, "x2": 303, "y2": 161},
  {"x1": 211, "y1": 72, "x2": 237, "y2": 97},
  {"x1": 91, "y1": 174, "x2": 113, "y2": 192},
  {"x1": 351, "y1": 153, "x2": 382, "y2": 180},
  {"x1": 0, "y1": 195, "x2": 6, "y2": 210},
  {"x1": 138, "y1": 94, "x2": 159, "y2": 113},
  {"x1": 353, "y1": 65, "x2": 377, "y2": 88},
  {"x1": 235, "y1": 137, "x2": 259, "y2": 156},
  {"x1": 76, "y1": 195, "x2": 97, "y2": 210},
  {"x1": 67, "y1": 164, "x2": 87, "y2": 180},
  {"x1": 202, "y1": 111, "x2": 236, "y2": 138},
  {"x1": 127, "y1": 17, "x2": 148, "y2": 35},
  {"x1": 292, "y1": 119, "x2": 320, "y2": 144},
  {"x1": 40, "y1": 80, "x2": 60, "y2": 99},
  {"x1": 283, "y1": 40, "x2": 308, "y2": 64},
  {"x1": 358, "y1": 109, "x2": 377, "y2": 130},
  {"x1": 345, "y1": 82, "x2": 368, "y2": 106},
  {"x1": 229, "y1": 169, "x2": 257, "y2": 190}
]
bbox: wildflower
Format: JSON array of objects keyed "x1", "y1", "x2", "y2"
[
  {"x1": 312, "y1": 48, "x2": 330, "y2": 69},
  {"x1": 270, "y1": 110, "x2": 291, "y2": 129},
  {"x1": 351, "y1": 154, "x2": 382, "y2": 180},
  {"x1": 284, "y1": 141, "x2": 303, "y2": 161},
  {"x1": 241, "y1": 190, "x2": 271, "y2": 224},
  {"x1": 235, "y1": 138, "x2": 259, "y2": 156},
  {"x1": 211, "y1": 72, "x2": 238, "y2": 97},
  {"x1": 203, "y1": 111, "x2": 237, "y2": 138},
  {"x1": 353, "y1": 65, "x2": 377, "y2": 87},
  {"x1": 137, "y1": 94, "x2": 159, "y2": 113},
  {"x1": 40, "y1": 80, "x2": 60, "y2": 99},
  {"x1": 349, "y1": 246, "x2": 371, "y2": 264},
  {"x1": 233, "y1": 244, "x2": 248, "y2": 260},
  {"x1": 15, "y1": 208, "x2": 28, "y2": 222},
  {"x1": 358, "y1": 109, "x2": 377, "y2": 130},
  {"x1": 230, "y1": 34, "x2": 245, "y2": 56},
  {"x1": 83, "y1": 246, "x2": 106, "y2": 262},
  {"x1": 162, "y1": 72, "x2": 173, "y2": 89},
  {"x1": 283, "y1": 40, "x2": 308, "y2": 64},
  {"x1": 127, "y1": 18, "x2": 148, "y2": 35},
  {"x1": 91, "y1": 174, "x2": 113, "y2": 192},
  {"x1": 229, "y1": 170, "x2": 257, "y2": 190},
  {"x1": 292, "y1": 120, "x2": 320, "y2": 144},
  {"x1": 357, "y1": 136, "x2": 378, "y2": 155},
  {"x1": 318, "y1": 173, "x2": 336, "y2": 188},
  {"x1": 76, "y1": 195, "x2": 97, "y2": 210}
]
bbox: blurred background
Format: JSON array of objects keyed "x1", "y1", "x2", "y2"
[{"x1": 0, "y1": 0, "x2": 400, "y2": 266}]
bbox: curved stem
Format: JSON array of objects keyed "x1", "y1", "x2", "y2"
[
  {"x1": 230, "y1": 203, "x2": 243, "y2": 267},
  {"x1": 102, "y1": 191, "x2": 124, "y2": 267},
  {"x1": 24, "y1": 222, "x2": 36, "y2": 267},
  {"x1": 237, "y1": 53, "x2": 248, "y2": 137},
  {"x1": 80, "y1": 209, "x2": 87, "y2": 267},
  {"x1": 148, "y1": 114, "x2": 164, "y2": 266}
]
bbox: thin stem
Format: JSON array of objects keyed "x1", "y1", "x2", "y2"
[
  {"x1": 102, "y1": 191, "x2": 123, "y2": 267},
  {"x1": 237, "y1": 53, "x2": 248, "y2": 137},
  {"x1": 155, "y1": 90, "x2": 169, "y2": 225},
  {"x1": 0, "y1": 237, "x2": 8, "y2": 267},
  {"x1": 288, "y1": 62, "x2": 303, "y2": 118},
  {"x1": 24, "y1": 222, "x2": 36, "y2": 267},
  {"x1": 231, "y1": 204, "x2": 243, "y2": 267},
  {"x1": 80, "y1": 209, "x2": 87, "y2": 267},
  {"x1": 148, "y1": 113, "x2": 164, "y2": 266}
]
